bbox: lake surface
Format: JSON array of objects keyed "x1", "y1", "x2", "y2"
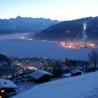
[{"x1": 0, "y1": 39, "x2": 97, "y2": 60}]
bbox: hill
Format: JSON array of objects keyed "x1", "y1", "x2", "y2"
[
  {"x1": 34, "y1": 17, "x2": 98, "y2": 40},
  {"x1": 0, "y1": 16, "x2": 58, "y2": 34},
  {"x1": 13, "y1": 71, "x2": 98, "y2": 98}
]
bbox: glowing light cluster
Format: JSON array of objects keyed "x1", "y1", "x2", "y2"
[
  {"x1": 60, "y1": 40, "x2": 98, "y2": 49},
  {"x1": 15, "y1": 61, "x2": 37, "y2": 71},
  {"x1": 27, "y1": 66, "x2": 37, "y2": 70}
]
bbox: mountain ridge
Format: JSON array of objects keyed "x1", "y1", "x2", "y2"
[
  {"x1": 0, "y1": 16, "x2": 59, "y2": 34},
  {"x1": 34, "y1": 16, "x2": 98, "y2": 40}
]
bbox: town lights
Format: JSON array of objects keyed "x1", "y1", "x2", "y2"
[{"x1": 60, "y1": 40, "x2": 97, "y2": 49}]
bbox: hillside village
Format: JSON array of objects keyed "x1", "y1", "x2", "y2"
[{"x1": 0, "y1": 50, "x2": 98, "y2": 98}]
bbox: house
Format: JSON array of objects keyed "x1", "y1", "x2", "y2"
[
  {"x1": 0, "y1": 79, "x2": 18, "y2": 98},
  {"x1": 12, "y1": 70, "x2": 35, "y2": 83},
  {"x1": 12, "y1": 70, "x2": 53, "y2": 84},
  {"x1": 71, "y1": 69, "x2": 82, "y2": 76},
  {"x1": 86, "y1": 65, "x2": 96, "y2": 72},
  {"x1": 29, "y1": 70, "x2": 53, "y2": 83}
]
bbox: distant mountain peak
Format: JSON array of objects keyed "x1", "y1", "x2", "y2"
[{"x1": 0, "y1": 16, "x2": 59, "y2": 34}]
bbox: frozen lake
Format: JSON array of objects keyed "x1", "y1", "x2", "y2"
[{"x1": 0, "y1": 39, "x2": 97, "y2": 60}]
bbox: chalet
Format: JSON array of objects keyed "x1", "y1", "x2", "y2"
[
  {"x1": 71, "y1": 69, "x2": 82, "y2": 76},
  {"x1": 29, "y1": 70, "x2": 53, "y2": 83},
  {"x1": 12, "y1": 70, "x2": 53, "y2": 84},
  {"x1": 0, "y1": 79, "x2": 18, "y2": 98},
  {"x1": 86, "y1": 65, "x2": 96, "y2": 72},
  {"x1": 12, "y1": 70, "x2": 35, "y2": 83}
]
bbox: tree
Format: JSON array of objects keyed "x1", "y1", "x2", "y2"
[
  {"x1": 52, "y1": 62, "x2": 64, "y2": 77},
  {"x1": 88, "y1": 50, "x2": 98, "y2": 69}
]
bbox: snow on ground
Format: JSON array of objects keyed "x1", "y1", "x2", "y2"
[
  {"x1": 12, "y1": 71, "x2": 98, "y2": 98},
  {"x1": 16, "y1": 82, "x2": 36, "y2": 94}
]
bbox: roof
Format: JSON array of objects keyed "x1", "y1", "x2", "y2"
[
  {"x1": 0, "y1": 79, "x2": 18, "y2": 88},
  {"x1": 30, "y1": 70, "x2": 53, "y2": 80},
  {"x1": 71, "y1": 69, "x2": 82, "y2": 74}
]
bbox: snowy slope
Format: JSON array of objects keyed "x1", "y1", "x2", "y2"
[{"x1": 12, "y1": 72, "x2": 98, "y2": 98}]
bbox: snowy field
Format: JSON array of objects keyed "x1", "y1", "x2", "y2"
[
  {"x1": 0, "y1": 34, "x2": 98, "y2": 60},
  {"x1": 16, "y1": 82, "x2": 36, "y2": 94},
  {"x1": 12, "y1": 71, "x2": 98, "y2": 98}
]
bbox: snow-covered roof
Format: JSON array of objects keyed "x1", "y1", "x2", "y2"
[
  {"x1": 30, "y1": 70, "x2": 53, "y2": 80},
  {"x1": 71, "y1": 69, "x2": 82, "y2": 74},
  {"x1": 0, "y1": 79, "x2": 18, "y2": 88},
  {"x1": 63, "y1": 73, "x2": 71, "y2": 77},
  {"x1": 12, "y1": 71, "x2": 98, "y2": 98}
]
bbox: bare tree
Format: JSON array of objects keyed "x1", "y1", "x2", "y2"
[{"x1": 88, "y1": 50, "x2": 98, "y2": 69}]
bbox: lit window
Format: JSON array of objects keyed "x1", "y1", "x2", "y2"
[
  {"x1": 1, "y1": 90, "x2": 4, "y2": 93},
  {"x1": 0, "y1": 96, "x2": 2, "y2": 98}
]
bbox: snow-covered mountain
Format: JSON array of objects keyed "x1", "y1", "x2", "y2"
[
  {"x1": 13, "y1": 71, "x2": 98, "y2": 98},
  {"x1": 0, "y1": 16, "x2": 59, "y2": 34}
]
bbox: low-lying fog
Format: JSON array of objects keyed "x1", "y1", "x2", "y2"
[{"x1": 0, "y1": 33, "x2": 97, "y2": 60}]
